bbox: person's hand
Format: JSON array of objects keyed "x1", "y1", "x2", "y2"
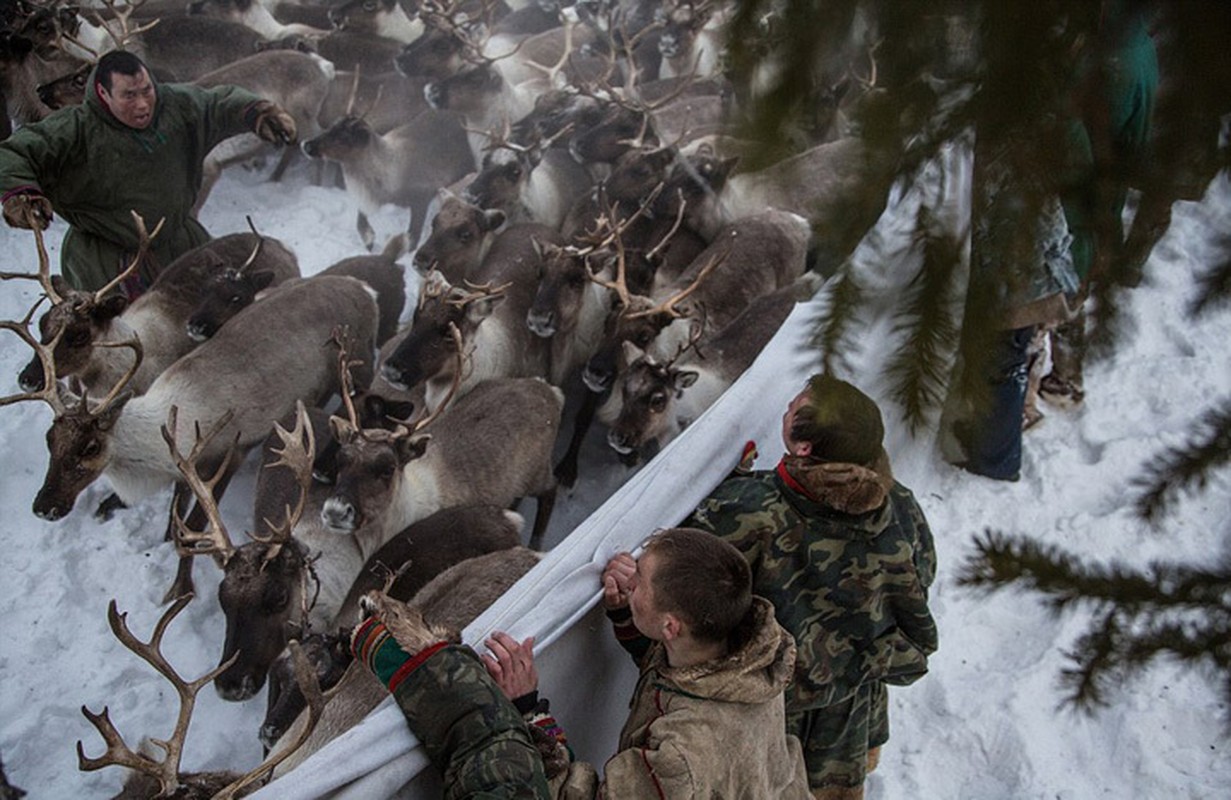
[
  {"x1": 251, "y1": 100, "x2": 297, "y2": 145},
  {"x1": 481, "y1": 631, "x2": 538, "y2": 701},
  {"x1": 602, "y1": 552, "x2": 636, "y2": 610},
  {"x1": 3, "y1": 193, "x2": 52, "y2": 230},
  {"x1": 350, "y1": 590, "x2": 454, "y2": 689}
]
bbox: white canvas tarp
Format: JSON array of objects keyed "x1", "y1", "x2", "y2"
[{"x1": 252, "y1": 299, "x2": 822, "y2": 799}]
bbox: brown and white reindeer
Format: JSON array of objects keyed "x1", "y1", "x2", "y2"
[
  {"x1": 322, "y1": 373, "x2": 563, "y2": 552},
  {"x1": 75, "y1": 592, "x2": 330, "y2": 799},
  {"x1": 187, "y1": 0, "x2": 332, "y2": 40},
  {"x1": 16, "y1": 226, "x2": 299, "y2": 400},
  {"x1": 6, "y1": 229, "x2": 378, "y2": 599},
  {"x1": 326, "y1": 0, "x2": 425, "y2": 44},
  {"x1": 582, "y1": 208, "x2": 811, "y2": 395},
  {"x1": 600, "y1": 276, "x2": 819, "y2": 457},
  {"x1": 300, "y1": 83, "x2": 475, "y2": 249},
  {"x1": 410, "y1": 189, "x2": 507, "y2": 281},
  {"x1": 380, "y1": 222, "x2": 563, "y2": 408}
]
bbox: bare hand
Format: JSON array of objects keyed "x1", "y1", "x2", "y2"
[
  {"x1": 481, "y1": 631, "x2": 538, "y2": 701},
  {"x1": 602, "y1": 552, "x2": 636, "y2": 610}
]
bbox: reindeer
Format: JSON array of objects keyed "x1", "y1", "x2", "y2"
[
  {"x1": 267, "y1": 545, "x2": 543, "y2": 774},
  {"x1": 327, "y1": 0, "x2": 425, "y2": 44},
  {"x1": 323, "y1": 374, "x2": 563, "y2": 552},
  {"x1": 259, "y1": 502, "x2": 524, "y2": 746},
  {"x1": 300, "y1": 102, "x2": 475, "y2": 250},
  {"x1": 315, "y1": 66, "x2": 430, "y2": 133},
  {"x1": 411, "y1": 189, "x2": 507, "y2": 281},
  {"x1": 380, "y1": 223, "x2": 562, "y2": 409},
  {"x1": 582, "y1": 208, "x2": 812, "y2": 395},
  {"x1": 655, "y1": 0, "x2": 728, "y2": 80},
  {"x1": 76, "y1": 593, "x2": 330, "y2": 798},
  {"x1": 187, "y1": 0, "x2": 332, "y2": 39},
  {"x1": 187, "y1": 233, "x2": 405, "y2": 345},
  {"x1": 601, "y1": 277, "x2": 817, "y2": 457},
  {"x1": 17, "y1": 229, "x2": 299, "y2": 400},
  {"x1": 464, "y1": 119, "x2": 594, "y2": 229},
  {"x1": 258, "y1": 29, "x2": 405, "y2": 78},
  {"x1": 9, "y1": 246, "x2": 378, "y2": 600},
  {"x1": 0, "y1": 24, "x2": 87, "y2": 126}
]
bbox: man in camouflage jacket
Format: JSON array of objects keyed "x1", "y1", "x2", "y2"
[{"x1": 685, "y1": 374, "x2": 939, "y2": 800}]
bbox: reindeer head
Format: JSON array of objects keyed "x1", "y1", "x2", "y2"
[
  {"x1": 605, "y1": 340, "x2": 698, "y2": 455},
  {"x1": 424, "y1": 62, "x2": 502, "y2": 114},
  {"x1": 33, "y1": 388, "x2": 130, "y2": 520},
  {"x1": 17, "y1": 284, "x2": 127, "y2": 392},
  {"x1": 260, "y1": 629, "x2": 352, "y2": 749},
  {"x1": 526, "y1": 241, "x2": 599, "y2": 339},
  {"x1": 393, "y1": 12, "x2": 480, "y2": 82},
  {"x1": 37, "y1": 61, "x2": 92, "y2": 110},
  {"x1": 328, "y1": 0, "x2": 407, "y2": 35},
  {"x1": 569, "y1": 102, "x2": 658, "y2": 165},
  {"x1": 413, "y1": 191, "x2": 506, "y2": 278},
  {"x1": 184, "y1": 230, "x2": 271, "y2": 341},
  {"x1": 301, "y1": 115, "x2": 374, "y2": 160},
  {"x1": 379, "y1": 272, "x2": 505, "y2": 392}
]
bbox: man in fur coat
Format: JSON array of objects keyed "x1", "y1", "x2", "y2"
[{"x1": 684, "y1": 374, "x2": 939, "y2": 800}]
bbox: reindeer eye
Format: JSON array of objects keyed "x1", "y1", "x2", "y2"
[
  {"x1": 362, "y1": 0, "x2": 377, "y2": 10},
  {"x1": 649, "y1": 393, "x2": 667, "y2": 412},
  {"x1": 230, "y1": 294, "x2": 243, "y2": 304},
  {"x1": 457, "y1": 229, "x2": 472, "y2": 243},
  {"x1": 80, "y1": 440, "x2": 100, "y2": 458},
  {"x1": 634, "y1": 331, "x2": 653, "y2": 347}
]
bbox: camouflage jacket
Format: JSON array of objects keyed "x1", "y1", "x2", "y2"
[
  {"x1": 389, "y1": 644, "x2": 553, "y2": 799},
  {"x1": 685, "y1": 453, "x2": 939, "y2": 711}
]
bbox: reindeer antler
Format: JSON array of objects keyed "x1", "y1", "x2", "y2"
[
  {"x1": 0, "y1": 298, "x2": 67, "y2": 415},
  {"x1": 234, "y1": 216, "x2": 266, "y2": 276},
  {"x1": 76, "y1": 594, "x2": 239, "y2": 796},
  {"x1": 0, "y1": 210, "x2": 64, "y2": 304},
  {"x1": 91, "y1": 0, "x2": 160, "y2": 55},
  {"x1": 162, "y1": 405, "x2": 241, "y2": 564},
  {"x1": 255, "y1": 400, "x2": 316, "y2": 554},
  {"x1": 626, "y1": 246, "x2": 728, "y2": 320},
  {"x1": 93, "y1": 210, "x2": 166, "y2": 302}
]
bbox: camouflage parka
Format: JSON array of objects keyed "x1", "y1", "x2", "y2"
[
  {"x1": 0, "y1": 63, "x2": 262, "y2": 292},
  {"x1": 685, "y1": 451, "x2": 938, "y2": 711}
]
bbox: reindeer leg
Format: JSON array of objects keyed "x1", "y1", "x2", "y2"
[
  {"x1": 270, "y1": 146, "x2": 299, "y2": 183},
  {"x1": 357, "y1": 211, "x2": 376, "y2": 252},
  {"x1": 94, "y1": 491, "x2": 129, "y2": 521},
  {"x1": 527, "y1": 486, "x2": 557, "y2": 551},
  {"x1": 554, "y1": 389, "x2": 601, "y2": 489}
]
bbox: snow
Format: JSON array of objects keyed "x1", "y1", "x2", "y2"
[{"x1": 1, "y1": 149, "x2": 1229, "y2": 799}]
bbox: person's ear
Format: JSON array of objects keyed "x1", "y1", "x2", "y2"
[
  {"x1": 661, "y1": 612, "x2": 684, "y2": 642},
  {"x1": 789, "y1": 441, "x2": 812, "y2": 458}
]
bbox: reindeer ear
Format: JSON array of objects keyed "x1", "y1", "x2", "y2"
[
  {"x1": 397, "y1": 433, "x2": 431, "y2": 465},
  {"x1": 95, "y1": 391, "x2": 132, "y2": 429},
  {"x1": 465, "y1": 294, "x2": 504, "y2": 325},
  {"x1": 251, "y1": 270, "x2": 277, "y2": 292},
  {"x1": 672, "y1": 369, "x2": 699, "y2": 392},
  {"x1": 328, "y1": 414, "x2": 357, "y2": 444},
  {"x1": 94, "y1": 294, "x2": 129, "y2": 321},
  {"x1": 480, "y1": 209, "x2": 506, "y2": 232},
  {"x1": 51, "y1": 275, "x2": 71, "y2": 295},
  {"x1": 621, "y1": 339, "x2": 645, "y2": 364}
]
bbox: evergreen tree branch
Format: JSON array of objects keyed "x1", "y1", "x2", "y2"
[
  {"x1": 884, "y1": 206, "x2": 964, "y2": 434},
  {"x1": 1188, "y1": 233, "x2": 1231, "y2": 318},
  {"x1": 813, "y1": 268, "x2": 863, "y2": 377},
  {"x1": 1131, "y1": 398, "x2": 1231, "y2": 522}
]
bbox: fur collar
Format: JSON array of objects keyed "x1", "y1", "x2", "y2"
[{"x1": 778, "y1": 449, "x2": 894, "y2": 515}]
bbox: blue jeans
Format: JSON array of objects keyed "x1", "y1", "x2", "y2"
[{"x1": 958, "y1": 325, "x2": 1034, "y2": 481}]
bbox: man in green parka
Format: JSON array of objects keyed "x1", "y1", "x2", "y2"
[{"x1": 0, "y1": 49, "x2": 297, "y2": 296}]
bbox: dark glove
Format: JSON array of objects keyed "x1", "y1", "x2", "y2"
[
  {"x1": 3, "y1": 192, "x2": 53, "y2": 230},
  {"x1": 251, "y1": 100, "x2": 297, "y2": 145}
]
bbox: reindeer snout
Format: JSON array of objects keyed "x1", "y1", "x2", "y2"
[
  {"x1": 301, "y1": 138, "x2": 321, "y2": 159},
  {"x1": 327, "y1": 6, "x2": 348, "y2": 27},
  {"x1": 321, "y1": 496, "x2": 359, "y2": 533},
  {"x1": 18, "y1": 356, "x2": 46, "y2": 392},
  {"x1": 379, "y1": 362, "x2": 410, "y2": 391},
  {"x1": 216, "y1": 673, "x2": 261, "y2": 702},
  {"x1": 185, "y1": 317, "x2": 214, "y2": 342},
  {"x1": 259, "y1": 723, "x2": 283, "y2": 750},
  {"x1": 583, "y1": 361, "x2": 613, "y2": 393},
  {"x1": 526, "y1": 310, "x2": 556, "y2": 338},
  {"x1": 607, "y1": 429, "x2": 637, "y2": 456}
]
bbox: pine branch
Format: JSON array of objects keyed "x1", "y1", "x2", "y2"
[
  {"x1": 884, "y1": 207, "x2": 964, "y2": 434},
  {"x1": 813, "y1": 268, "x2": 863, "y2": 376},
  {"x1": 1188, "y1": 233, "x2": 1231, "y2": 318},
  {"x1": 1131, "y1": 398, "x2": 1231, "y2": 522}
]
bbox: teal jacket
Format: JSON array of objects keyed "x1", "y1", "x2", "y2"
[{"x1": 0, "y1": 65, "x2": 262, "y2": 292}]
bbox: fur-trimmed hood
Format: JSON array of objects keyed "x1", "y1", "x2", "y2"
[
  {"x1": 778, "y1": 448, "x2": 895, "y2": 516},
  {"x1": 648, "y1": 596, "x2": 796, "y2": 705}
]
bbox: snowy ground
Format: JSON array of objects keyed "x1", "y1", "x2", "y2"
[{"x1": 1, "y1": 152, "x2": 1228, "y2": 798}]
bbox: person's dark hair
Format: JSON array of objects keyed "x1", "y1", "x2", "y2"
[
  {"x1": 96, "y1": 50, "x2": 147, "y2": 92},
  {"x1": 643, "y1": 528, "x2": 752, "y2": 644},
  {"x1": 789, "y1": 373, "x2": 884, "y2": 466}
]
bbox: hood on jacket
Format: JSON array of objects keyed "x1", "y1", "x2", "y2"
[
  {"x1": 651, "y1": 596, "x2": 797, "y2": 705},
  {"x1": 86, "y1": 59, "x2": 164, "y2": 134},
  {"x1": 780, "y1": 448, "x2": 895, "y2": 516}
]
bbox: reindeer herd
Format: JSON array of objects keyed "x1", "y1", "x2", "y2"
[{"x1": 0, "y1": 0, "x2": 892, "y2": 794}]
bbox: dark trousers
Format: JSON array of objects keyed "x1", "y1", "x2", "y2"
[{"x1": 958, "y1": 325, "x2": 1034, "y2": 481}]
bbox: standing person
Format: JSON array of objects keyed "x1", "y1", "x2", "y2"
[
  {"x1": 348, "y1": 528, "x2": 812, "y2": 798},
  {"x1": 684, "y1": 374, "x2": 939, "y2": 800},
  {"x1": 0, "y1": 49, "x2": 297, "y2": 297}
]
